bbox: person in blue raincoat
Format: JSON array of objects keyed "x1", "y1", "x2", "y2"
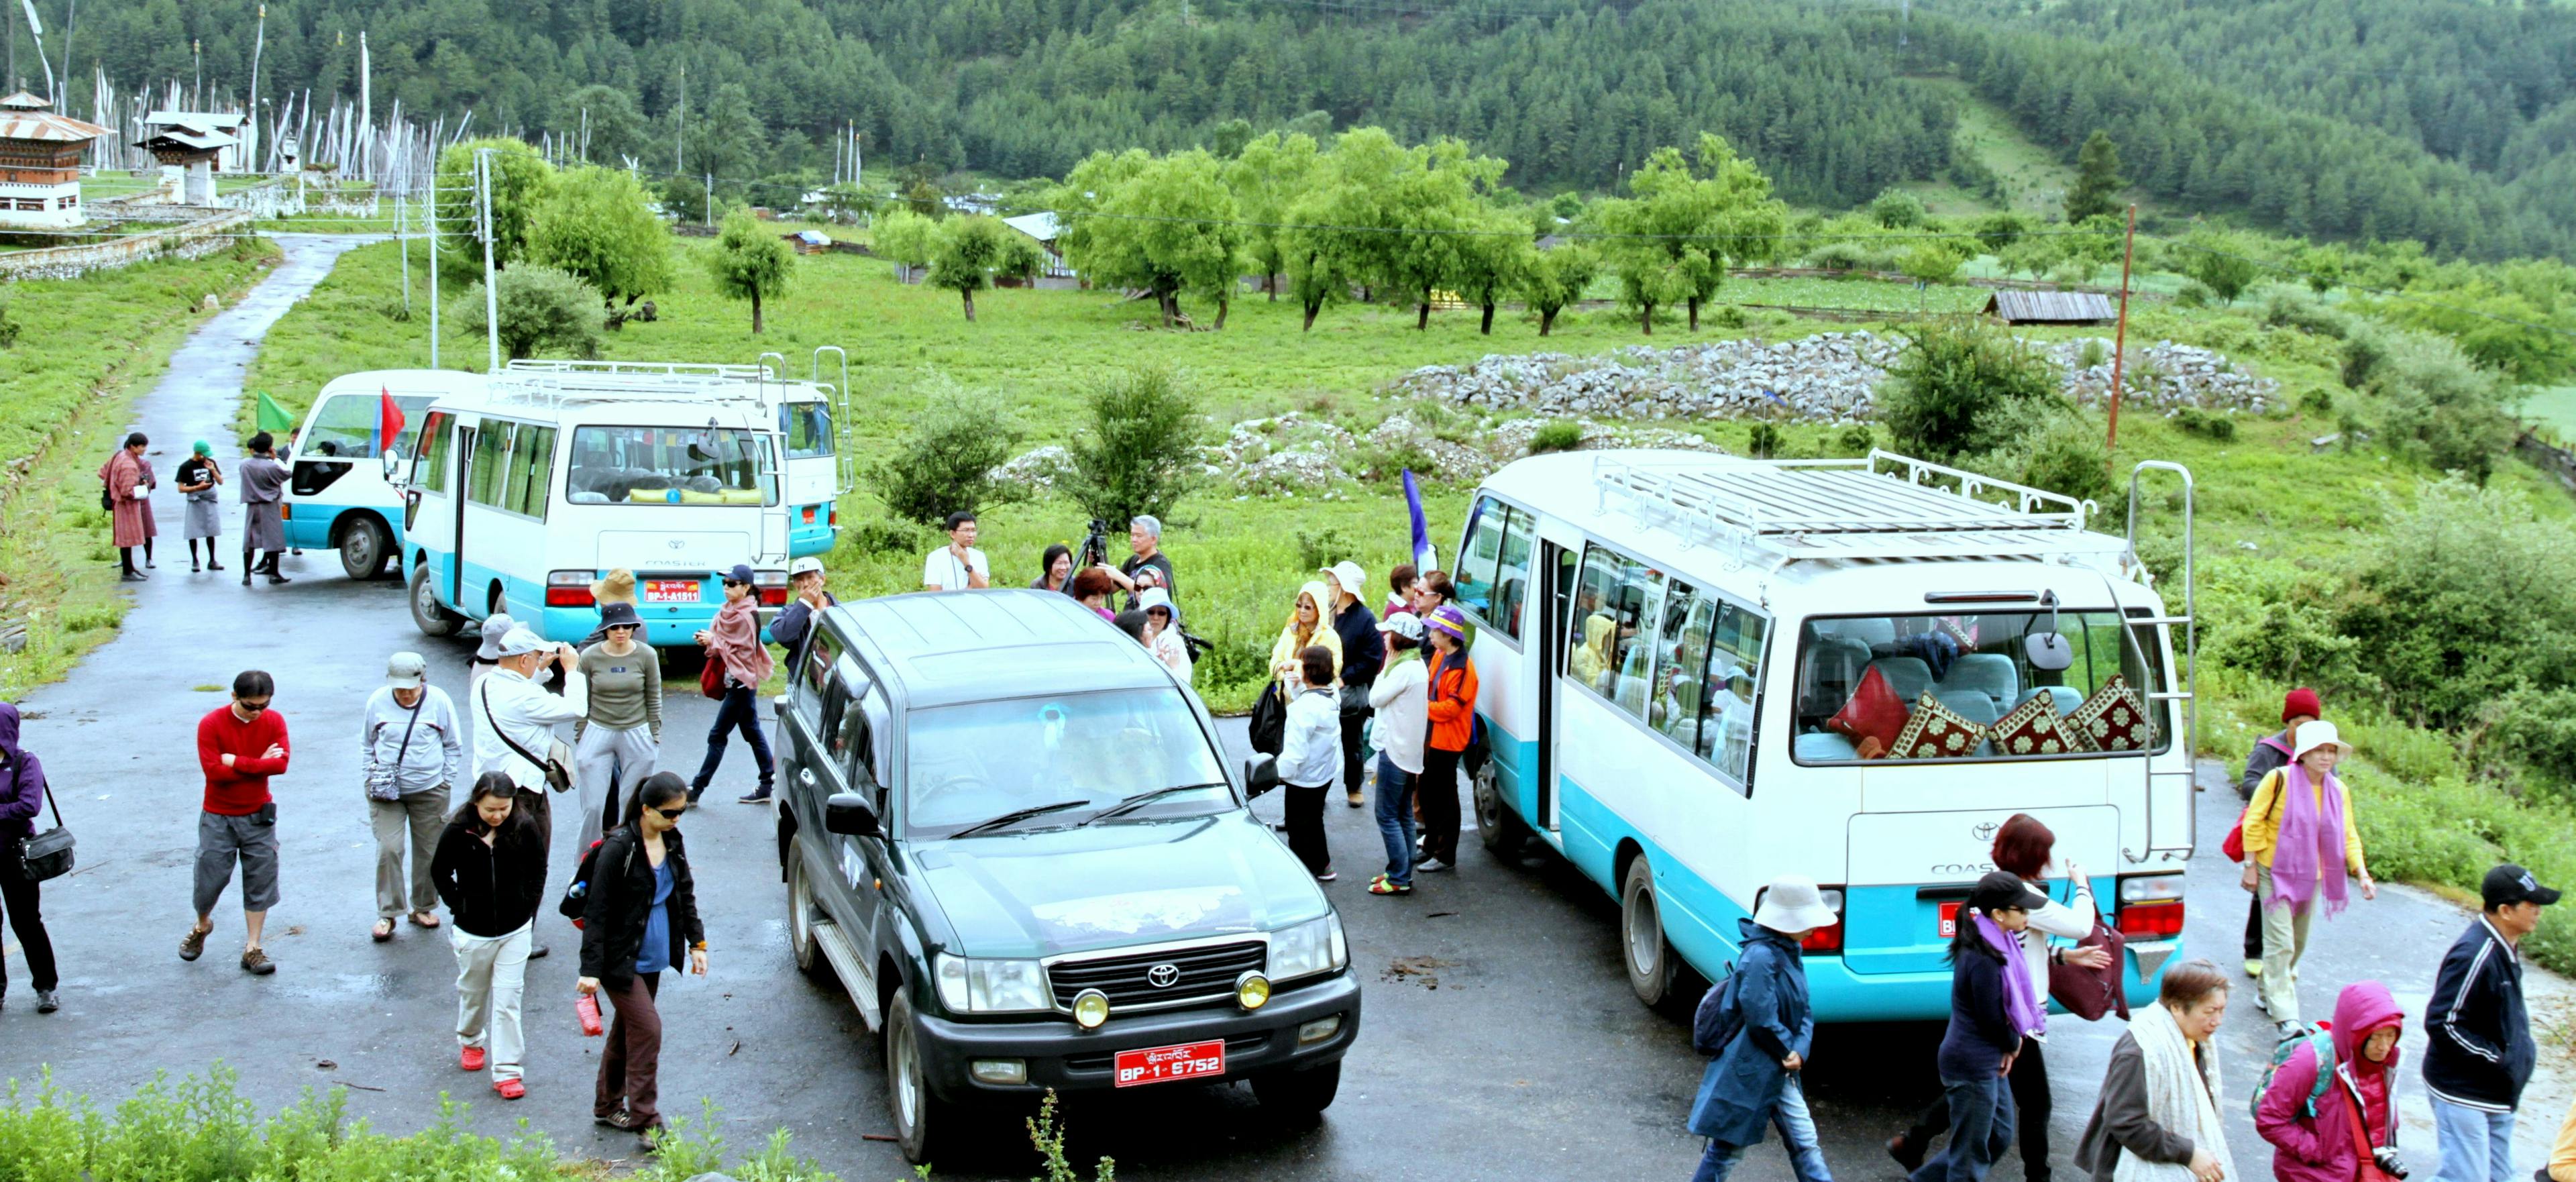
[{"x1": 1688, "y1": 875, "x2": 1843, "y2": 1182}]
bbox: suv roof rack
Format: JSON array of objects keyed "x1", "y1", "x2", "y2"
[{"x1": 1593, "y1": 449, "x2": 2130, "y2": 565}]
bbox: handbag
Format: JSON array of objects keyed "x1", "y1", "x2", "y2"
[
  {"x1": 2222, "y1": 769, "x2": 2287, "y2": 863},
  {"x1": 365, "y1": 694, "x2": 427, "y2": 802},
  {"x1": 9, "y1": 775, "x2": 74, "y2": 883},
  {"x1": 700, "y1": 649, "x2": 728, "y2": 700},
  {"x1": 481, "y1": 681, "x2": 574, "y2": 794},
  {"x1": 1248, "y1": 681, "x2": 1286, "y2": 756},
  {"x1": 2045, "y1": 879, "x2": 2130, "y2": 1021}
]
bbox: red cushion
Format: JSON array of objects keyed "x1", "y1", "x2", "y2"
[{"x1": 1827, "y1": 665, "x2": 1909, "y2": 752}]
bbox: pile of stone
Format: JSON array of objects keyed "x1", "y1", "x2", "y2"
[
  {"x1": 2049, "y1": 339, "x2": 2281, "y2": 413},
  {"x1": 986, "y1": 445, "x2": 1067, "y2": 492}
]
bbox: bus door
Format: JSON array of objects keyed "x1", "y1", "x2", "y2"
[
  {"x1": 449, "y1": 421, "x2": 478, "y2": 611},
  {"x1": 761, "y1": 434, "x2": 792, "y2": 565},
  {"x1": 1534, "y1": 539, "x2": 1578, "y2": 833}
]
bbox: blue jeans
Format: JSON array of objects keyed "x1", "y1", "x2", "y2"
[
  {"x1": 1910, "y1": 1072, "x2": 2014, "y2": 1182},
  {"x1": 1690, "y1": 1076, "x2": 1831, "y2": 1182},
  {"x1": 1373, "y1": 755, "x2": 1418, "y2": 885},
  {"x1": 691, "y1": 684, "x2": 775, "y2": 794},
  {"x1": 2430, "y1": 1098, "x2": 2516, "y2": 1182}
]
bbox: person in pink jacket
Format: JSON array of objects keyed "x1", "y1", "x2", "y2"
[{"x1": 2259, "y1": 979, "x2": 2409, "y2": 1182}]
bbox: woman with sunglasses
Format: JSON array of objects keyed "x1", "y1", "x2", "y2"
[
  {"x1": 689, "y1": 564, "x2": 775, "y2": 805},
  {"x1": 578, "y1": 772, "x2": 705, "y2": 1138},
  {"x1": 431, "y1": 773, "x2": 547, "y2": 1099},
  {"x1": 574, "y1": 602, "x2": 661, "y2": 851}
]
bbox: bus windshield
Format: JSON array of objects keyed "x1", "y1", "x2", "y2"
[
  {"x1": 302, "y1": 392, "x2": 436, "y2": 460},
  {"x1": 564, "y1": 425, "x2": 776, "y2": 506},
  {"x1": 1790, "y1": 609, "x2": 2169, "y2": 763},
  {"x1": 780, "y1": 402, "x2": 833, "y2": 460}
]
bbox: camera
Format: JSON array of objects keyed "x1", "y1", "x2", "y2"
[
  {"x1": 1079, "y1": 519, "x2": 1112, "y2": 570},
  {"x1": 2372, "y1": 1146, "x2": 2408, "y2": 1179}
]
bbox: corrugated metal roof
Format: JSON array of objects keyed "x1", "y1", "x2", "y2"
[
  {"x1": 1003, "y1": 211, "x2": 1062, "y2": 241},
  {"x1": 1985, "y1": 290, "x2": 2114, "y2": 323},
  {"x1": 144, "y1": 110, "x2": 248, "y2": 129},
  {"x1": 137, "y1": 128, "x2": 239, "y2": 152},
  {"x1": 0, "y1": 92, "x2": 110, "y2": 144}
]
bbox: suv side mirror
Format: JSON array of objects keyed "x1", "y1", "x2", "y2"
[
  {"x1": 1244, "y1": 755, "x2": 1281, "y2": 799},
  {"x1": 824, "y1": 790, "x2": 881, "y2": 838}
]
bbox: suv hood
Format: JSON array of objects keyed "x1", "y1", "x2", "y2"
[{"x1": 917, "y1": 811, "x2": 1328, "y2": 960}]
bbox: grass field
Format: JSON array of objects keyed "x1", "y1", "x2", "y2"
[
  {"x1": 2521, "y1": 385, "x2": 2576, "y2": 435},
  {"x1": 0, "y1": 240, "x2": 282, "y2": 700}
]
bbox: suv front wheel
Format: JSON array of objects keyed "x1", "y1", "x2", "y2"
[
  {"x1": 787, "y1": 855, "x2": 833, "y2": 983},
  {"x1": 1251, "y1": 1060, "x2": 1342, "y2": 1120},
  {"x1": 883, "y1": 990, "x2": 953, "y2": 1165}
]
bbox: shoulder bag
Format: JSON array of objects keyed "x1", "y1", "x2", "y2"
[
  {"x1": 2222, "y1": 767, "x2": 2287, "y2": 863},
  {"x1": 9, "y1": 774, "x2": 74, "y2": 883},
  {"x1": 1248, "y1": 680, "x2": 1286, "y2": 756},
  {"x1": 699, "y1": 648, "x2": 728, "y2": 700},
  {"x1": 2043, "y1": 877, "x2": 2130, "y2": 1021},
  {"x1": 482, "y1": 681, "x2": 574, "y2": 794},
  {"x1": 365, "y1": 694, "x2": 427, "y2": 802}
]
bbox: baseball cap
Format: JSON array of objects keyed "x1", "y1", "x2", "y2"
[
  {"x1": 493, "y1": 627, "x2": 549, "y2": 658},
  {"x1": 385, "y1": 651, "x2": 427, "y2": 690},
  {"x1": 474, "y1": 612, "x2": 520, "y2": 661},
  {"x1": 1377, "y1": 612, "x2": 1425, "y2": 642},
  {"x1": 2483, "y1": 864, "x2": 2562, "y2": 910},
  {"x1": 716, "y1": 562, "x2": 756, "y2": 585},
  {"x1": 790, "y1": 556, "x2": 825, "y2": 578},
  {"x1": 1425, "y1": 604, "x2": 1468, "y2": 641}
]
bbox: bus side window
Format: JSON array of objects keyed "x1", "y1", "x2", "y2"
[
  {"x1": 468, "y1": 422, "x2": 515, "y2": 507},
  {"x1": 1699, "y1": 603, "x2": 1768, "y2": 788},
  {"x1": 1458, "y1": 496, "x2": 1506, "y2": 623},
  {"x1": 415, "y1": 413, "x2": 453, "y2": 492},
  {"x1": 1568, "y1": 542, "x2": 1663, "y2": 719},
  {"x1": 1490, "y1": 504, "x2": 1534, "y2": 641},
  {"x1": 514, "y1": 426, "x2": 555, "y2": 517},
  {"x1": 1654, "y1": 586, "x2": 1714, "y2": 755}
]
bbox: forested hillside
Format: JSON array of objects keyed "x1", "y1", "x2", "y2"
[{"x1": 30, "y1": 0, "x2": 2576, "y2": 257}]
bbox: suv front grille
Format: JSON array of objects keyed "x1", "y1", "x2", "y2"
[{"x1": 1047, "y1": 940, "x2": 1267, "y2": 1010}]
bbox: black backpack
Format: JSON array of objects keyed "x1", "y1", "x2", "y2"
[{"x1": 557, "y1": 833, "x2": 634, "y2": 925}]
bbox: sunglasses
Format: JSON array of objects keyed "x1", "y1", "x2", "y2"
[
  {"x1": 236, "y1": 699, "x2": 272, "y2": 713},
  {"x1": 654, "y1": 806, "x2": 688, "y2": 821}
]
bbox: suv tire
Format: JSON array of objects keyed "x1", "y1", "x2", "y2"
[
  {"x1": 1252, "y1": 1060, "x2": 1342, "y2": 1119},
  {"x1": 1620, "y1": 855, "x2": 1678, "y2": 1008},
  {"x1": 787, "y1": 854, "x2": 834, "y2": 984},
  {"x1": 883, "y1": 990, "x2": 953, "y2": 1165}
]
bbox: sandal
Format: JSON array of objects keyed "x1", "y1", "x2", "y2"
[
  {"x1": 409, "y1": 911, "x2": 441, "y2": 929},
  {"x1": 372, "y1": 918, "x2": 396, "y2": 943},
  {"x1": 1368, "y1": 879, "x2": 1413, "y2": 895}
]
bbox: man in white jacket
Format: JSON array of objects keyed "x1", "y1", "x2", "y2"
[
  {"x1": 1275, "y1": 645, "x2": 1340, "y2": 882},
  {"x1": 471, "y1": 627, "x2": 585, "y2": 958}
]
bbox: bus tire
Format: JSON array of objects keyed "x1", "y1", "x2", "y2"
[
  {"x1": 337, "y1": 515, "x2": 394, "y2": 580},
  {"x1": 1472, "y1": 759, "x2": 1530, "y2": 857},
  {"x1": 1619, "y1": 855, "x2": 1680, "y2": 1009},
  {"x1": 409, "y1": 562, "x2": 463, "y2": 637}
]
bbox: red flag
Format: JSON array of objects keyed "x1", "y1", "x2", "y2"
[{"x1": 378, "y1": 388, "x2": 407, "y2": 454}]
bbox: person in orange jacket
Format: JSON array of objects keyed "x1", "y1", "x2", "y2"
[{"x1": 1417, "y1": 605, "x2": 1479, "y2": 874}]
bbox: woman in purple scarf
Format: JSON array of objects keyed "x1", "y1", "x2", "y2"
[
  {"x1": 2239, "y1": 720, "x2": 2375, "y2": 1035},
  {"x1": 1913, "y1": 871, "x2": 2052, "y2": 1182},
  {"x1": 0, "y1": 700, "x2": 62, "y2": 1014}
]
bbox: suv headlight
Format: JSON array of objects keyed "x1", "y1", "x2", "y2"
[
  {"x1": 1267, "y1": 913, "x2": 1347, "y2": 983},
  {"x1": 933, "y1": 954, "x2": 1051, "y2": 1014}
]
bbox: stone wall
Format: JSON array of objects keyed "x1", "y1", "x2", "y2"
[
  {"x1": 0, "y1": 209, "x2": 254, "y2": 282},
  {"x1": 2519, "y1": 431, "x2": 2576, "y2": 493}
]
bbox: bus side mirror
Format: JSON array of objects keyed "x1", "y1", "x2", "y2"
[
  {"x1": 1244, "y1": 755, "x2": 1281, "y2": 799},
  {"x1": 2026, "y1": 632, "x2": 2074, "y2": 672},
  {"x1": 382, "y1": 451, "x2": 405, "y2": 482}
]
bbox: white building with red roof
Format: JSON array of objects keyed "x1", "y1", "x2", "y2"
[{"x1": 0, "y1": 91, "x2": 111, "y2": 228}]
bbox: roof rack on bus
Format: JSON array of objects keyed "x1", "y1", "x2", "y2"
[
  {"x1": 1592, "y1": 449, "x2": 2129, "y2": 565},
  {"x1": 489, "y1": 359, "x2": 788, "y2": 407}
]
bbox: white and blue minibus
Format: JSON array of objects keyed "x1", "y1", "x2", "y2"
[
  {"x1": 280, "y1": 370, "x2": 473, "y2": 579},
  {"x1": 766, "y1": 347, "x2": 853, "y2": 559},
  {"x1": 398, "y1": 360, "x2": 800, "y2": 647},
  {"x1": 1453, "y1": 449, "x2": 2198, "y2": 1021}
]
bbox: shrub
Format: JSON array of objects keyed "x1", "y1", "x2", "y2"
[
  {"x1": 1835, "y1": 423, "x2": 1877, "y2": 457},
  {"x1": 0, "y1": 300, "x2": 21, "y2": 349},
  {"x1": 2263, "y1": 291, "x2": 2353, "y2": 339},
  {"x1": 1869, "y1": 187, "x2": 1927, "y2": 229},
  {"x1": 2076, "y1": 338, "x2": 2108, "y2": 370},
  {"x1": 2172, "y1": 407, "x2": 2237, "y2": 441},
  {"x1": 2341, "y1": 327, "x2": 2389, "y2": 389},
  {"x1": 1293, "y1": 527, "x2": 1350, "y2": 573},
  {"x1": 1878, "y1": 319, "x2": 2061, "y2": 463},
  {"x1": 1964, "y1": 400, "x2": 2113, "y2": 504},
  {"x1": 845, "y1": 518, "x2": 922, "y2": 555},
  {"x1": 2487, "y1": 688, "x2": 2576, "y2": 804},
  {"x1": 1527, "y1": 420, "x2": 1585, "y2": 454},
  {"x1": 1806, "y1": 241, "x2": 1871, "y2": 272},
  {"x1": 2298, "y1": 387, "x2": 2336, "y2": 415},
  {"x1": 2369, "y1": 333, "x2": 2516, "y2": 482},
  {"x1": 1708, "y1": 305, "x2": 1749, "y2": 330},
  {"x1": 2174, "y1": 281, "x2": 2213, "y2": 309},
  {"x1": 2334, "y1": 479, "x2": 2576, "y2": 731},
  {"x1": 866, "y1": 378, "x2": 1024, "y2": 527},
  {"x1": 445, "y1": 264, "x2": 604, "y2": 360},
  {"x1": 1746, "y1": 420, "x2": 1784, "y2": 459},
  {"x1": 1057, "y1": 366, "x2": 1205, "y2": 528}
]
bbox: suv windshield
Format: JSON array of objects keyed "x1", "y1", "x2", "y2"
[
  {"x1": 565, "y1": 425, "x2": 777, "y2": 505},
  {"x1": 1791, "y1": 609, "x2": 2169, "y2": 763},
  {"x1": 904, "y1": 688, "x2": 1232, "y2": 837}
]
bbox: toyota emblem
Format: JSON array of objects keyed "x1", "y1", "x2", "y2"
[{"x1": 1145, "y1": 963, "x2": 1181, "y2": 988}]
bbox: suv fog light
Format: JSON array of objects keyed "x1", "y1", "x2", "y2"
[
  {"x1": 1297, "y1": 1015, "x2": 1342, "y2": 1046},
  {"x1": 1236, "y1": 971, "x2": 1271, "y2": 1011},
  {"x1": 970, "y1": 1059, "x2": 1027, "y2": 1085},
  {"x1": 1071, "y1": 988, "x2": 1111, "y2": 1030}
]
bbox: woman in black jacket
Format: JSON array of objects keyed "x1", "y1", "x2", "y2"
[
  {"x1": 430, "y1": 772, "x2": 549, "y2": 1099},
  {"x1": 577, "y1": 771, "x2": 705, "y2": 1136}
]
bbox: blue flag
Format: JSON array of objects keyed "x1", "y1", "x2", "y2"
[{"x1": 1403, "y1": 469, "x2": 1438, "y2": 573}]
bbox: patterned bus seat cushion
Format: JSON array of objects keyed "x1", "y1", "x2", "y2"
[
  {"x1": 1889, "y1": 692, "x2": 1986, "y2": 759},
  {"x1": 1988, "y1": 693, "x2": 2080, "y2": 757},
  {"x1": 2067, "y1": 674, "x2": 2149, "y2": 752}
]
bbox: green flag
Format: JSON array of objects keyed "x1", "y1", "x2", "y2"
[{"x1": 254, "y1": 391, "x2": 296, "y2": 433}]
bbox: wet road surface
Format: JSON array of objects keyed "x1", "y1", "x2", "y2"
[{"x1": 5, "y1": 235, "x2": 2571, "y2": 1181}]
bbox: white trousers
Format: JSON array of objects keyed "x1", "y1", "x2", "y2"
[
  {"x1": 452, "y1": 922, "x2": 533, "y2": 1082},
  {"x1": 573, "y1": 724, "x2": 658, "y2": 852}
]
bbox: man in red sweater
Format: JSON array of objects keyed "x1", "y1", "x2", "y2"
[{"x1": 186, "y1": 669, "x2": 290, "y2": 974}]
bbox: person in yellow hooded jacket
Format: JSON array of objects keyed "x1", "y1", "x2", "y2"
[
  {"x1": 1269, "y1": 581, "x2": 1344, "y2": 696},
  {"x1": 2239, "y1": 720, "x2": 2375, "y2": 1033},
  {"x1": 1570, "y1": 613, "x2": 1616, "y2": 693}
]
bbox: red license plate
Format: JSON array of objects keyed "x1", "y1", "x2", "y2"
[
  {"x1": 1937, "y1": 901, "x2": 1962, "y2": 939},
  {"x1": 1112, "y1": 1039, "x2": 1226, "y2": 1088},
  {"x1": 644, "y1": 579, "x2": 700, "y2": 603}
]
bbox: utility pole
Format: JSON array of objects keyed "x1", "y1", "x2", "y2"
[
  {"x1": 397, "y1": 189, "x2": 410, "y2": 315},
  {"x1": 477, "y1": 147, "x2": 499, "y2": 374},
  {"x1": 427, "y1": 173, "x2": 439, "y2": 368},
  {"x1": 2105, "y1": 203, "x2": 2138, "y2": 451},
  {"x1": 704, "y1": 172, "x2": 712, "y2": 227},
  {"x1": 1898, "y1": 0, "x2": 1909, "y2": 48},
  {"x1": 674, "y1": 64, "x2": 685, "y2": 175}
]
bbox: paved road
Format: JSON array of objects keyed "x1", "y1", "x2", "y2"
[{"x1": 7, "y1": 236, "x2": 2571, "y2": 1180}]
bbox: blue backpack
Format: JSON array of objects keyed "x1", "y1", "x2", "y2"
[{"x1": 2249, "y1": 1025, "x2": 2336, "y2": 1123}]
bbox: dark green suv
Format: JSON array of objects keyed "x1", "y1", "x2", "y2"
[{"x1": 773, "y1": 589, "x2": 1360, "y2": 1163}]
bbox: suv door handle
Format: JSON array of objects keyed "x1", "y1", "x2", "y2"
[{"x1": 797, "y1": 769, "x2": 819, "y2": 789}]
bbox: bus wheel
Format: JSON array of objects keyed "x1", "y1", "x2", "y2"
[
  {"x1": 1619, "y1": 856, "x2": 1678, "y2": 1008},
  {"x1": 1472, "y1": 759, "x2": 1530, "y2": 857},
  {"x1": 337, "y1": 515, "x2": 393, "y2": 580},
  {"x1": 409, "y1": 563, "x2": 462, "y2": 637}
]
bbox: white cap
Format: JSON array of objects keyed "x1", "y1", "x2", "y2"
[
  {"x1": 790, "y1": 556, "x2": 825, "y2": 578},
  {"x1": 1322, "y1": 561, "x2": 1366, "y2": 600},
  {"x1": 1753, "y1": 875, "x2": 1839, "y2": 934},
  {"x1": 492, "y1": 627, "x2": 549, "y2": 658},
  {"x1": 385, "y1": 651, "x2": 427, "y2": 690}
]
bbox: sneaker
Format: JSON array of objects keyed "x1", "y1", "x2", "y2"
[
  {"x1": 1368, "y1": 879, "x2": 1413, "y2": 895},
  {"x1": 686, "y1": 785, "x2": 706, "y2": 803},
  {"x1": 462, "y1": 1045, "x2": 488, "y2": 1072},
  {"x1": 1888, "y1": 1134, "x2": 1928, "y2": 1175},
  {"x1": 35, "y1": 989, "x2": 59, "y2": 1014},
  {"x1": 1416, "y1": 857, "x2": 1454, "y2": 873},
  {"x1": 240, "y1": 948, "x2": 276, "y2": 975},
  {"x1": 738, "y1": 790, "x2": 772, "y2": 804},
  {"x1": 529, "y1": 943, "x2": 550, "y2": 960},
  {"x1": 2244, "y1": 959, "x2": 2264, "y2": 978},
  {"x1": 2277, "y1": 1020, "x2": 2305, "y2": 1039},
  {"x1": 178, "y1": 926, "x2": 210, "y2": 961},
  {"x1": 493, "y1": 1078, "x2": 525, "y2": 1101},
  {"x1": 1314, "y1": 869, "x2": 1338, "y2": 882},
  {"x1": 2256, "y1": 991, "x2": 2270, "y2": 1014},
  {"x1": 1345, "y1": 792, "x2": 1365, "y2": 808}
]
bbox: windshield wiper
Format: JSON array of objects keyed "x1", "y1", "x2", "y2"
[
  {"x1": 946, "y1": 799, "x2": 1093, "y2": 839},
  {"x1": 1080, "y1": 783, "x2": 1229, "y2": 827}
]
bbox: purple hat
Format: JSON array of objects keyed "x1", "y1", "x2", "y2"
[{"x1": 1425, "y1": 604, "x2": 1468, "y2": 641}]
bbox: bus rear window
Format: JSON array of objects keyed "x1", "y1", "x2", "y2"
[
  {"x1": 780, "y1": 402, "x2": 833, "y2": 460},
  {"x1": 1790, "y1": 610, "x2": 2169, "y2": 763},
  {"x1": 566, "y1": 426, "x2": 776, "y2": 506}
]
